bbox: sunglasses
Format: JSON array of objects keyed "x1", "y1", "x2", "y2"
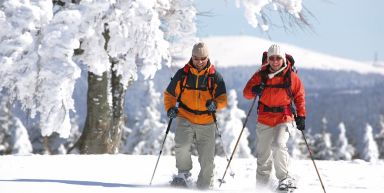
[
  {"x1": 192, "y1": 56, "x2": 208, "y2": 61},
  {"x1": 269, "y1": 56, "x2": 283, "y2": 61}
]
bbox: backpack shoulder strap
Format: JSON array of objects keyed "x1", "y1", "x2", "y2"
[
  {"x1": 262, "y1": 51, "x2": 268, "y2": 65},
  {"x1": 284, "y1": 65, "x2": 298, "y2": 116},
  {"x1": 285, "y1": 54, "x2": 295, "y2": 66},
  {"x1": 259, "y1": 67, "x2": 269, "y2": 86},
  {"x1": 177, "y1": 64, "x2": 190, "y2": 102},
  {"x1": 207, "y1": 64, "x2": 216, "y2": 97}
]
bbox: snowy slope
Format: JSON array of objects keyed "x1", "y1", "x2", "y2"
[
  {"x1": 175, "y1": 36, "x2": 384, "y2": 75},
  {"x1": 1, "y1": 155, "x2": 383, "y2": 193}
]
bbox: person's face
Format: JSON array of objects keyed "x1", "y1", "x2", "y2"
[
  {"x1": 268, "y1": 55, "x2": 284, "y2": 72},
  {"x1": 192, "y1": 56, "x2": 208, "y2": 71}
]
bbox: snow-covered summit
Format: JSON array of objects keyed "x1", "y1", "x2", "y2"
[{"x1": 176, "y1": 36, "x2": 384, "y2": 75}]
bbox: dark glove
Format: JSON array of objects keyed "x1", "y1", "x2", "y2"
[
  {"x1": 252, "y1": 84, "x2": 264, "y2": 96},
  {"x1": 167, "y1": 107, "x2": 178, "y2": 119},
  {"x1": 206, "y1": 99, "x2": 217, "y2": 112},
  {"x1": 295, "y1": 116, "x2": 305, "y2": 131}
]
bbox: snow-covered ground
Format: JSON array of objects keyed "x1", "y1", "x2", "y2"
[{"x1": 1, "y1": 155, "x2": 383, "y2": 193}]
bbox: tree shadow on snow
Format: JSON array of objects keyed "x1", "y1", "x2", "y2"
[{"x1": 0, "y1": 179, "x2": 151, "y2": 188}]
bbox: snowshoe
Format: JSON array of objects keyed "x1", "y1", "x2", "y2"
[
  {"x1": 276, "y1": 187, "x2": 296, "y2": 193},
  {"x1": 170, "y1": 172, "x2": 191, "y2": 188},
  {"x1": 170, "y1": 177, "x2": 188, "y2": 187},
  {"x1": 276, "y1": 177, "x2": 297, "y2": 193}
]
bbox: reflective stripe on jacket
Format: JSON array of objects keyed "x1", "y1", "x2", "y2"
[{"x1": 164, "y1": 61, "x2": 227, "y2": 124}]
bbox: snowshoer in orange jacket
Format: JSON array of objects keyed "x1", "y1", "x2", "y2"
[
  {"x1": 164, "y1": 42, "x2": 227, "y2": 189},
  {"x1": 243, "y1": 44, "x2": 306, "y2": 191}
]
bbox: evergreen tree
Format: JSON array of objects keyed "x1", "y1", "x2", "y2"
[
  {"x1": 334, "y1": 122, "x2": 354, "y2": 160},
  {"x1": 0, "y1": 98, "x2": 12, "y2": 154},
  {"x1": 312, "y1": 117, "x2": 334, "y2": 160},
  {"x1": 359, "y1": 123, "x2": 379, "y2": 162},
  {"x1": 374, "y1": 114, "x2": 384, "y2": 159},
  {"x1": 0, "y1": 0, "x2": 195, "y2": 154},
  {"x1": 10, "y1": 118, "x2": 33, "y2": 155},
  {"x1": 0, "y1": 96, "x2": 32, "y2": 155},
  {"x1": 289, "y1": 126, "x2": 317, "y2": 160},
  {"x1": 1, "y1": 0, "x2": 310, "y2": 154},
  {"x1": 123, "y1": 80, "x2": 173, "y2": 155},
  {"x1": 217, "y1": 89, "x2": 252, "y2": 158},
  {"x1": 288, "y1": 128, "x2": 308, "y2": 159}
]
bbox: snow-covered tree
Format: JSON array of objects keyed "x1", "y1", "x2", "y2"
[
  {"x1": 160, "y1": 0, "x2": 198, "y2": 60},
  {"x1": 10, "y1": 118, "x2": 33, "y2": 155},
  {"x1": 217, "y1": 89, "x2": 252, "y2": 158},
  {"x1": 312, "y1": 117, "x2": 334, "y2": 160},
  {"x1": 358, "y1": 123, "x2": 379, "y2": 162},
  {"x1": 0, "y1": 0, "x2": 196, "y2": 154},
  {"x1": 288, "y1": 128, "x2": 308, "y2": 159},
  {"x1": 0, "y1": 0, "x2": 79, "y2": 139},
  {"x1": 312, "y1": 132, "x2": 334, "y2": 160},
  {"x1": 375, "y1": 114, "x2": 384, "y2": 159},
  {"x1": 0, "y1": 96, "x2": 32, "y2": 155},
  {"x1": 0, "y1": 0, "x2": 308, "y2": 154},
  {"x1": 290, "y1": 126, "x2": 318, "y2": 160},
  {"x1": 333, "y1": 122, "x2": 354, "y2": 160},
  {"x1": 122, "y1": 80, "x2": 173, "y2": 155},
  {"x1": 235, "y1": 0, "x2": 309, "y2": 31}
]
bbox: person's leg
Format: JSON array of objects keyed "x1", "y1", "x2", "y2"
[
  {"x1": 272, "y1": 122, "x2": 293, "y2": 180},
  {"x1": 174, "y1": 117, "x2": 195, "y2": 174},
  {"x1": 255, "y1": 123, "x2": 274, "y2": 186},
  {"x1": 194, "y1": 122, "x2": 216, "y2": 189}
]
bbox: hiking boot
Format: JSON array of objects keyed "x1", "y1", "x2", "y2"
[
  {"x1": 278, "y1": 176, "x2": 296, "y2": 191},
  {"x1": 170, "y1": 172, "x2": 191, "y2": 188}
]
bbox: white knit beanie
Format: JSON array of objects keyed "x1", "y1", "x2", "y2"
[
  {"x1": 267, "y1": 44, "x2": 287, "y2": 79},
  {"x1": 192, "y1": 42, "x2": 209, "y2": 58},
  {"x1": 267, "y1": 44, "x2": 285, "y2": 64}
]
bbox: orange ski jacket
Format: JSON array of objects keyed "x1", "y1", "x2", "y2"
[
  {"x1": 164, "y1": 60, "x2": 227, "y2": 124},
  {"x1": 243, "y1": 60, "x2": 306, "y2": 127}
]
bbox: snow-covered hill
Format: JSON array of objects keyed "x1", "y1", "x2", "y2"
[
  {"x1": 174, "y1": 36, "x2": 384, "y2": 75},
  {"x1": 0, "y1": 155, "x2": 383, "y2": 193}
]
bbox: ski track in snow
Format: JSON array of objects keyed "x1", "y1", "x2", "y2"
[{"x1": 0, "y1": 155, "x2": 383, "y2": 193}]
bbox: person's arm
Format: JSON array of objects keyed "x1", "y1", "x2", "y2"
[
  {"x1": 164, "y1": 70, "x2": 182, "y2": 112},
  {"x1": 213, "y1": 73, "x2": 227, "y2": 111},
  {"x1": 243, "y1": 72, "x2": 261, "y2": 99},
  {"x1": 291, "y1": 72, "x2": 306, "y2": 117}
]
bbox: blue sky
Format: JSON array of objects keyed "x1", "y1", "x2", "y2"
[{"x1": 194, "y1": 0, "x2": 384, "y2": 62}]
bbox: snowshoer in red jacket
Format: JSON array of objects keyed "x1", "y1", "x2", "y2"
[{"x1": 243, "y1": 44, "x2": 306, "y2": 191}]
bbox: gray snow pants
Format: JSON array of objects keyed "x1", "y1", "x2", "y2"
[
  {"x1": 174, "y1": 117, "x2": 216, "y2": 189},
  {"x1": 255, "y1": 122, "x2": 294, "y2": 185}
]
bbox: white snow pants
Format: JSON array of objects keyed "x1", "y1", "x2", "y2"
[
  {"x1": 174, "y1": 117, "x2": 216, "y2": 189},
  {"x1": 255, "y1": 122, "x2": 294, "y2": 185}
]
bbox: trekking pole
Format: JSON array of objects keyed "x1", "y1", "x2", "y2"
[
  {"x1": 149, "y1": 117, "x2": 174, "y2": 186},
  {"x1": 301, "y1": 130, "x2": 327, "y2": 193},
  {"x1": 219, "y1": 96, "x2": 258, "y2": 187},
  {"x1": 212, "y1": 113, "x2": 235, "y2": 182}
]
